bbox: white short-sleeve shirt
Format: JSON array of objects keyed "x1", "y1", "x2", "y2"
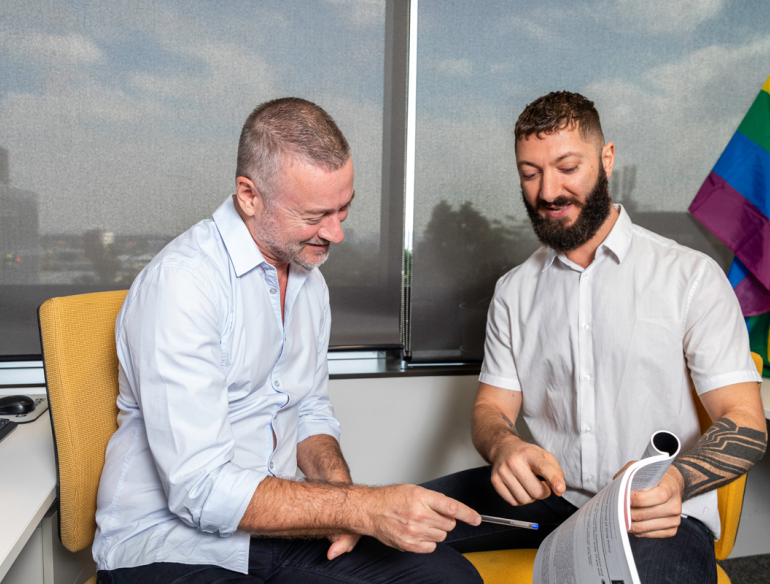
[{"x1": 480, "y1": 206, "x2": 761, "y2": 538}]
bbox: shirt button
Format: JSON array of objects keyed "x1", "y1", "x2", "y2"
[
  {"x1": 582, "y1": 374, "x2": 590, "y2": 381},
  {"x1": 269, "y1": 288, "x2": 277, "y2": 295},
  {"x1": 584, "y1": 425, "x2": 592, "y2": 434},
  {"x1": 586, "y1": 475, "x2": 593, "y2": 483},
  {"x1": 583, "y1": 274, "x2": 590, "y2": 280},
  {"x1": 583, "y1": 323, "x2": 590, "y2": 330},
  {"x1": 269, "y1": 461, "x2": 275, "y2": 470},
  {"x1": 274, "y1": 379, "x2": 281, "y2": 388}
]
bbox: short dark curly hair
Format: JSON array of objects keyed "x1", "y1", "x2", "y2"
[{"x1": 514, "y1": 91, "x2": 604, "y2": 148}]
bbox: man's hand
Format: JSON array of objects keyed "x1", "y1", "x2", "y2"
[
  {"x1": 327, "y1": 533, "x2": 361, "y2": 560},
  {"x1": 472, "y1": 382, "x2": 566, "y2": 506},
  {"x1": 490, "y1": 439, "x2": 566, "y2": 506},
  {"x1": 626, "y1": 465, "x2": 684, "y2": 538},
  {"x1": 361, "y1": 484, "x2": 481, "y2": 554}
]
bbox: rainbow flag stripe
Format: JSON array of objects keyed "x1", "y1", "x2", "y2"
[{"x1": 690, "y1": 75, "x2": 770, "y2": 316}]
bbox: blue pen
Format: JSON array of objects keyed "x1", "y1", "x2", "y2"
[{"x1": 480, "y1": 514, "x2": 538, "y2": 530}]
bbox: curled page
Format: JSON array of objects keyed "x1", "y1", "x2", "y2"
[
  {"x1": 630, "y1": 431, "x2": 681, "y2": 493},
  {"x1": 533, "y1": 431, "x2": 681, "y2": 584}
]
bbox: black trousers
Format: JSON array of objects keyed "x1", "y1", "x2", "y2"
[
  {"x1": 97, "y1": 528, "x2": 482, "y2": 584},
  {"x1": 98, "y1": 466, "x2": 717, "y2": 584},
  {"x1": 425, "y1": 466, "x2": 718, "y2": 584}
]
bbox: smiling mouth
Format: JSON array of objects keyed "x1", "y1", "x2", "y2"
[
  {"x1": 303, "y1": 240, "x2": 330, "y2": 251},
  {"x1": 542, "y1": 203, "x2": 573, "y2": 218}
]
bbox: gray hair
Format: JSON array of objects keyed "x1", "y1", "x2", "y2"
[{"x1": 236, "y1": 97, "x2": 350, "y2": 204}]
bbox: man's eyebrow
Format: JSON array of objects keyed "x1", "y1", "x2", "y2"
[
  {"x1": 553, "y1": 152, "x2": 585, "y2": 163},
  {"x1": 517, "y1": 152, "x2": 585, "y2": 169},
  {"x1": 304, "y1": 190, "x2": 355, "y2": 215}
]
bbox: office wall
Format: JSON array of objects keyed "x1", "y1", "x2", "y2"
[
  {"x1": 329, "y1": 375, "x2": 770, "y2": 558},
  {"x1": 328, "y1": 375, "x2": 486, "y2": 486}
]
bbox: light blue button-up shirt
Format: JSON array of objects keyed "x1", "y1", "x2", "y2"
[{"x1": 93, "y1": 196, "x2": 341, "y2": 573}]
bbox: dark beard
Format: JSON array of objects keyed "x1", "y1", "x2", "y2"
[{"x1": 522, "y1": 166, "x2": 611, "y2": 253}]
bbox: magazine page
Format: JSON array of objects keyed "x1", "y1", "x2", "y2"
[
  {"x1": 532, "y1": 431, "x2": 681, "y2": 584},
  {"x1": 624, "y1": 431, "x2": 680, "y2": 530}
]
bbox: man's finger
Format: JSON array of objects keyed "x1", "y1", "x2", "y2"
[
  {"x1": 327, "y1": 534, "x2": 360, "y2": 560},
  {"x1": 534, "y1": 459, "x2": 565, "y2": 495},
  {"x1": 629, "y1": 515, "x2": 681, "y2": 536},
  {"x1": 630, "y1": 486, "x2": 673, "y2": 509},
  {"x1": 631, "y1": 528, "x2": 677, "y2": 539},
  {"x1": 497, "y1": 466, "x2": 536, "y2": 505},
  {"x1": 516, "y1": 470, "x2": 552, "y2": 501},
  {"x1": 491, "y1": 473, "x2": 524, "y2": 507},
  {"x1": 428, "y1": 494, "x2": 481, "y2": 527}
]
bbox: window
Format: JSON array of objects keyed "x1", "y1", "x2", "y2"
[
  {"x1": 2, "y1": 1, "x2": 769, "y2": 366},
  {"x1": 408, "y1": 0, "x2": 770, "y2": 362},
  {"x1": 0, "y1": 0, "x2": 401, "y2": 355}
]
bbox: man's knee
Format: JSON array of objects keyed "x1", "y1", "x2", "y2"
[
  {"x1": 416, "y1": 544, "x2": 483, "y2": 584},
  {"x1": 631, "y1": 518, "x2": 717, "y2": 584}
]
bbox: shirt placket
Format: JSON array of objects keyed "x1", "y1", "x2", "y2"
[
  {"x1": 578, "y1": 267, "x2": 597, "y2": 490},
  {"x1": 262, "y1": 264, "x2": 288, "y2": 476}
]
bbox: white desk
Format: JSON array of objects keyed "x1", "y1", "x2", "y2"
[{"x1": 0, "y1": 415, "x2": 57, "y2": 582}]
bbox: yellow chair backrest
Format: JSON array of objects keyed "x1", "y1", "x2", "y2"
[{"x1": 39, "y1": 290, "x2": 128, "y2": 553}]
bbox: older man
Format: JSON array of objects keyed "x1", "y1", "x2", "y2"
[
  {"x1": 426, "y1": 91, "x2": 767, "y2": 583},
  {"x1": 94, "y1": 98, "x2": 482, "y2": 584}
]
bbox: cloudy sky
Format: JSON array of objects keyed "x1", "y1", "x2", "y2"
[
  {"x1": 0, "y1": 0, "x2": 385, "y2": 237},
  {"x1": 415, "y1": 0, "x2": 770, "y2": 231},
  {"x1": 1, "y1": 0, "x2": 769, "y2": 242}
]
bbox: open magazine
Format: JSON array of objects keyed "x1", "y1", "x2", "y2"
[{"x1": 533, "y1": 431, "x2": 681, "y2": 584}]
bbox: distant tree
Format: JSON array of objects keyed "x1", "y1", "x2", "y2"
[{"x1": 414, "y1": 200, "x2": 534, "y2": 302}]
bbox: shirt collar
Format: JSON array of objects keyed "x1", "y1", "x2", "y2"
[
  {"x1": 542, "y1": 204, "x2": 632, "y2": 272},
  {"x1": 599, "y1": 204, "x2": 632, "y2": 264},
  {"x1": 212, "y1": 196, "x2": 267, "y2": 277}
]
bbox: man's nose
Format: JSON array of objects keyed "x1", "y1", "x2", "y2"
[
  {"x1": 319, "y1": 215, "x2": 345, "y2": 244},
  {"x1": 539, "y1": 171, "x2": 561, "y2": 203}
]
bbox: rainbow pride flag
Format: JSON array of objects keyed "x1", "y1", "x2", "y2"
[{"x1": 690, "y1": 75, "x2": 770, "y2": 317}]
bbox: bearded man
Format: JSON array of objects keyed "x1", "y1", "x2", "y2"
[
  {"x1": 94, "y1": 97, "x2": 484, "y2": 584},
  {"x1": 425, "y1": 91, "x2": 767, "y2": 584}
]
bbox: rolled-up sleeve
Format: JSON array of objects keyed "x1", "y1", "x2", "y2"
[
  {"x1": 296, "y1": 283, "x2": 341, "y2": 444},
  {"x1": 123, "y1": 264, "x2": 264, "y2": 536},
  {"x1": 684, "y1": 258, "x2": 762, "y2": 394}
]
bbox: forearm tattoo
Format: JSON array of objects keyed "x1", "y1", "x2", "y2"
[
  {"x1": 502, "y1": 413, "x2": 518, "y2": 436},
  {"x1": 672, "y1": 417, "x2": 767, "y2": 501}
]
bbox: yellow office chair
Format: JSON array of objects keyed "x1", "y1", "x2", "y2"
[
  {"x1": 463, "y1": 352, "x2": 764, "y2": 584},
  {"x1": 39, "y1": 290, "x2": 129, "y2": 584}
]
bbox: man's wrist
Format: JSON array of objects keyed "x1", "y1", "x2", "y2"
[
  {"x1": 668, "y1": 463, "x2": 686, "y2": 500},
  {"x1": 340, "y1": 484, "x2": 374, "y2": 536},
  {"x1": 487, "y1": 431, "x2": 523, "y2": 465}
]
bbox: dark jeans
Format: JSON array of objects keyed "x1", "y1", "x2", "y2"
[
  {"x1": 98, "y1": 466, "x2": 717, "y2": 584},
  {"x1": 97, "y1": 532, "x2": 482, "y2": 584},
  {"x1": 423, "y1": 466, "x2": 718, "y2": 584}
]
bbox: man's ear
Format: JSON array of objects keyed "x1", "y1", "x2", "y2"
[
  {"x1": 235, "y1": 176, "x2": 264, "y2": 217},
  {"x1": 601, "y1": 142, "x2": 615, "y2": 179}
]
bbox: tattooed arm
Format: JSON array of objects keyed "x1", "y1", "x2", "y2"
[
  {"x1": 628, "y1": 381, "x2": 767, "y2": 538},
  {"x1": 673, "y1": 417, "x2": 766, "y2": 500},
  {"x1": 472, "y1": 382, "x2": 566, "y2": 506},
  {"x1": 674, "y1": 382, "x2": 767, "y2": 500}
]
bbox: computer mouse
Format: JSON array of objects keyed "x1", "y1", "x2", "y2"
[{"x1": 0, "y1": 395, "x2": 36, "y2": 415}]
